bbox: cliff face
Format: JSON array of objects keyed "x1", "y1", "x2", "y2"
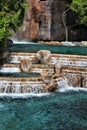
[
  {"x1": 14, "y1": 0, "x2": 64, "y2": 41},
  {"x1": 51, "y1": 0, "x2": 65, "y2": 41},
  {"x1": 14, "y1": 0, "x2": 87, "y2": 42}
]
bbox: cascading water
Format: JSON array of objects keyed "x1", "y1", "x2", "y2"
[
  {"x1": 0, "y1": 42, "x2": 87, "y2": 130},
  {"x1": 0, "y1": 1, "x2": 87, "y2": 129},
  {"x1": 55, "y1": 76, "x2": 72, "y2": 92},
  {"x1": 55, "y1": 76, "x2": 87, "y2": 92},
  {"x1": 0, "y1": 42, "x2": 87, "y2": 95}
]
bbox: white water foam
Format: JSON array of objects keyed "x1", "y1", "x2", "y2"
[
  {"x1": 13, "y1": 41, "x2": 38, "y2": 44},
  {"x1": 0, "y1": 93, "x2": 50, "y2": 99},
  {"x1": 0, "y1": 68, "x2": 20, "y2": 73},
  {"x1": 55, "y1": 76, "x2": 87, "y2": 92},
  {"x1": 56, "y1": 86, "x2": 87, "y2": 92},
  {"x1": 61, "y1": 41, "x2": 80, "y2": 46}
]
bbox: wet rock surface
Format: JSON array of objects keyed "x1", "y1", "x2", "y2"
[{"x1": 0, "y1": 47, "x2": 87, "y2": 93}]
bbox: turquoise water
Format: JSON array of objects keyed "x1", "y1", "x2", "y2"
[
  {"x1": 1, "y1": 43, "x2": 87, "y2": 130},
  {"x1": 0, "y1": 91, "x2": 87, "y2": 130},
  {"x1": 8, "y1": 43, "x2": 87, "y2": 55}
]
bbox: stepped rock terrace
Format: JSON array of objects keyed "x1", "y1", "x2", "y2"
[{"x1": 0, "y1": 42, "x2": 87, "y2": 94}]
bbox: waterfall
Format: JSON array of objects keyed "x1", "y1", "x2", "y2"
[
  {"x1": 0, "y1": 79, "x2": 47, "y2": 94},
  {"x1": 0, "y1": 41, "x2": 87, "y2": 95},
  {"x1": 56, "y1": 76, "x2": 73, "y2": 92}
]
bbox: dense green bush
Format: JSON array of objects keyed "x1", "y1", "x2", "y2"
[
  {"x1": 71, "y1": 0, "x2": 87, "y2": 26},
  {"x1": 0, "y1": 0, "x2": 27, "y2": 45}
]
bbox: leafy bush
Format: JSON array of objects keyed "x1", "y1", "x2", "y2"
[
  {"x1": 71, "y1": 0, "x2": 87, "y2": 26},
  {"x1": 0, "y1": 0, "x2": 27, "y2": 44}
]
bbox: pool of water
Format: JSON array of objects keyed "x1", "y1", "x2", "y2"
[
  {"x1": 0, "y1": 91, "x2": 87, "y2": 130},
  {"x1": 8, "y1": 43, "x2": 87, "y2": 55}
]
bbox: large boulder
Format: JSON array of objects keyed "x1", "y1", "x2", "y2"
[
  {"x1": 44, "y1": 79, "x2": 56, "y2": 92},
  {"x1": 20, "y1": 59, "x2": 32, "y2": 72},
  {"x1": 36, "y1": 50, "x2": 51, "y2": 64},
  {"x1": 40, "y1": 71, "x2": 52, "y2": 84},
  {"x1": 40, "y1": 71, "x2": 56, "y2": 92}
]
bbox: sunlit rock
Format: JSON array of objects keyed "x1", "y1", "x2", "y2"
[
  {"x1": 31, "y1": 54, "x2": 39, "y2": 64},
  {"x1": 36, "y1": 50, "x2": 51, "y2": 64},
  {"x1": 44, "y1": 79, "x2": 56, "y2": 92},
  {"x1": 39, "y1": 41, "x2": 62, "y2": 45},
  {"x1": 29, "y1": 19, "x2": 39, "y2": 40},
  {"x1": 40, "y1": 71, "x2": 52, "y2": 84},
  {"x1": 20, "y1": 59, "x2": 32, "y2": 72}
]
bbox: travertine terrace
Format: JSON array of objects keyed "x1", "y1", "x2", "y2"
[{"x1": 0, "y1": 44, "x2": 87, "y2": 94}]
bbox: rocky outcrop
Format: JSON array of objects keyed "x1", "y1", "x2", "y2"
[
  {"x1": 14, "y1": 0, "x2": 65, "y2": 41},
  {"x1": 0, "y1": 48, "x2": 87, "y2": 93},
  {"x1": 13, "y1": 0, "x2": 87, "y2": 41},
  {"x1": 36, "y1": 50, "x2": 51, "y2": 64},
  {"x1": 20, "y1": 59, "x2": 32, "y2": 72}
]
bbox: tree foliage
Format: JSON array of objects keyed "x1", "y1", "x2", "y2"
[
  {"x1": 0, "y1": 0, "x2": 27, "y2": 44},
  {"x1": 71, "y1": 0, "x2": 87, "y2": 26}
]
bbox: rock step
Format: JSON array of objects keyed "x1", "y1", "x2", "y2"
[
  {"x1": 39, "y1": 41, "x2": 87, "y2": 47},
  {"x1": 53, "y1": 66, "x2": 87, "y2": 88},
  {"x1": 0, "y1": 77, "x2": 42, "y2": 82},
  {"x1": 0, "y1": 64, "x2": 54, "y2": 73},
  {"x1": 0, "y1": 77, "x2": 46, "y2": 93},
  {"x1": 61, "y1": 67, "x2": 87, "y2": 88},
  {"x1": 9, "y1": 52, "x2": 87, "y2": 67},
  {"x1": 0, "y1": 63, "x2": 87, "y2": 75},
  {"x1": 62, "y1": 66, "x2": 87, "y2": 76},
  {"x1": 10, "y1": 52, "x2": 87, "y2": 58},
  {"x1": 8, "y1": 43, "x2": 87, "y2": 55},
  {"x1": 0, "y1": 66, "x2": 87, "y2": 90}
]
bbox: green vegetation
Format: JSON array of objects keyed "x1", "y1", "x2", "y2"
[
  {"x1": 71, "y1": 0, "x2": 87, "y2": 26},
  {"x1": 0, "y1": 0, "x2": 27, "y2": 46}
]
